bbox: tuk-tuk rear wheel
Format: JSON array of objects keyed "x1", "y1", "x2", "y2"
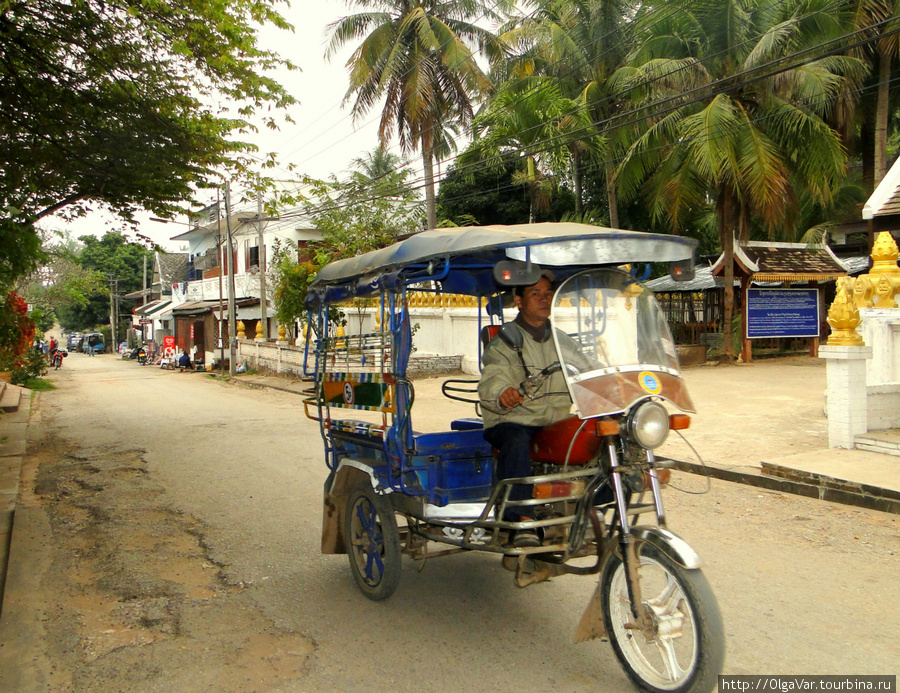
[{"x1": 343, "y1": 485, "x2": 401, "y2": 601}]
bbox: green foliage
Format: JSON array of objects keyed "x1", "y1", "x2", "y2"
[
  {"x1": 8, "y1": 347, "x2": 48, "y2": 386},
  {"x1": 306, "y1": 162, "x2": 423, "y2": 266},
  {"x1": 459, "y1": 78, "x2": 599, "y2": 221},
  {"x1": 437, "y1": 153, "x2": 531, "y2": 225},
  {"x1": 54, "y1": 232, "x2": 152, "y2": 331},
  {"x1": 327, "y1": 0, "x2": 512, "y2": 225},
  {"x1": 0, "y1": 220, "x2": 45, "y2": 292},
  {"x1": 19, "y1": 376, "x2": 55, "y2": 392},
  {"x1": 17, "y1": 229, "x2": 106, "y2": 331},
  {"x1": 0, "y1": 0, "x2": 297, "y2": 285},
  {"x1": 272, "y1": 249, "x2": 317, "y2": 336}
]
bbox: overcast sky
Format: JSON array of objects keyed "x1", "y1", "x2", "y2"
[{"x1": 49, "y1": 0, "x2": 442, "y2": 251}]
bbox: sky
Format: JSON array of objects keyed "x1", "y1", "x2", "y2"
[{"x1": 48, "y1": 0, "x2": 440, "y2": 251}]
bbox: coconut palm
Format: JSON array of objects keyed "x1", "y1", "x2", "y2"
[
  {"x1": 326, "y1": 0, "x2": 511, "y2": 229},
  {"x1": 460, "y1": 78, "x2": 600, "y2": 222},
  {"x1": 499, "y1": 0, "x2": 635, "y2": 222},
  {"x1": 839, "y1": 0, "x2": 900, "y2": 185},
  {"x1": 617, "y1": 0, "x2": 865, "y2": 359}
]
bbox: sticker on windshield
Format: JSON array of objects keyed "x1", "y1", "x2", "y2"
[
  {"x1": 638, "y1": 371, "x2": 662, "y2": 395},
  {"x1": 661, "y1": 338, "x2": 677, "y2": 359}
]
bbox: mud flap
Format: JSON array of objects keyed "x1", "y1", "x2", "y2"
[
  {"x1": 321, "y1": 465, "x2": 372, "y2": 554},
  {"x1": 574, "y1": 580, "x2": 608, "y2": 643}
]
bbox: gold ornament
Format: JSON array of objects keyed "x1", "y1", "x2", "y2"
[{"x1": 826, "y1": 277, "x2": 864, "y2": 346}]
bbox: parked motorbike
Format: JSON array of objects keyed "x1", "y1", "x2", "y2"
[{"x1": 51, "y1": 349, "x2": 67, "y2": 370}]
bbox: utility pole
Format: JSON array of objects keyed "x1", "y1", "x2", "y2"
[
  {"x1": 225, "y1": 182, "x2": 237, "y2": 376},
  {"x1": 256, "y1": 174, "x2": 268, "y2": 341},
  {"x1": 108, "y1": 276, "x2": 118, "y2": 350},
  {"x1": 216, "y1": 189, "x2": 225, "y2": 375}
]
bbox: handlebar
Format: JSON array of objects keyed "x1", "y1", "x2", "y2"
[{"x1": 518, "y1": 361, "x2": 579, "y2": 400}]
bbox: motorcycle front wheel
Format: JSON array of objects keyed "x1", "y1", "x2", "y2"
[
  {"x1": 343, "y1": 485, "x2": 401, "y2": 601},
  {"x1": 601, "y1": 544, "x2": 724, "y2": 693}
]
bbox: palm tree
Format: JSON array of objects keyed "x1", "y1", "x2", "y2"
[
  {"x1": 326, "y1": 0, "x2": 511, "y2": 230},
  {"x1": 840, "y1": 0, "x2": 900, "y2": 186},
  {"x1": 459, "y1": 78, "x2": 599, "y2": 222},
  {"x1": 500, "y1": 0, "x2": 635, "y2": 223},
  {"x1": 350, "y1": 145, "x2": 416, "y2": 199},
  {"x1": 617, "y1": 0, "x2": 865, "y2": 359}
]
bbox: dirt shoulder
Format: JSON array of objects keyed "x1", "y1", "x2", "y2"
[{"x1": 1, "y1": 416, "x2": 313, "y2": 692}]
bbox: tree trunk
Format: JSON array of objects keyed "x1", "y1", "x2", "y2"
[
  {"x1": 874, "y1": 50, "x2": 891, "y2": 185},
  {"x1": 421, "y1": 135, "x2": 437, "y2": 230},
  {"x1": 527, "y1": 156, "x2": 537, "y2": 223},
  {"x1": 572, "y1": 149, "x2": 582, "y2": 213},
  {"x1": 719, "y1": 190, "x2": 736, "y2": 361},
  {"x1": 606, "y1": 156, "x2": 619, "y2": 229}
]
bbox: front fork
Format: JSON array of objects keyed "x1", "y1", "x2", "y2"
[{"x1": 606, "y1": 436, "x2": 665, "y2": 632}]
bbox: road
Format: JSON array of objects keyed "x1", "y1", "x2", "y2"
[{"x1": 1, "y1": 353, "x2": 897, "y2": 692}]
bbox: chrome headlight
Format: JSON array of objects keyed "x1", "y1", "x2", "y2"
[{"x1": 626, "y1": 400, "x2": 670, "y2": 449}]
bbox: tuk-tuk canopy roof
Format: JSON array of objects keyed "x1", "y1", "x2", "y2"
[{"x1": 307, "y1": 223, "x2": 697, "y2": 306}]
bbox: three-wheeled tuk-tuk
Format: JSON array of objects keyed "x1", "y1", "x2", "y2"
[{"x1": 305, "y1": 223, "x2": 724, "y2": 693}]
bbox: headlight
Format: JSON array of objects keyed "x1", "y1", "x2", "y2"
[{"x1": 626, "y1": 400, "x2": 670, "y2": 449}]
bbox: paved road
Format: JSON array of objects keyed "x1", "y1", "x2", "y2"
[{"x1": 1, "y1": 353, "x2": 897, "y2": 692}]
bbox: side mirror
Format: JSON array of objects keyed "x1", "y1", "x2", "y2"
[
  {"x1": 497, "y1": 322, "x2": 523, "y2": 351},
  {"x1": 493, "y1": 260, "x2": 543, "y2": 287}
]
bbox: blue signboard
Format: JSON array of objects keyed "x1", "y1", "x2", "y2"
[{"x1": 746, "y1": 288, "x2": 820, "y2": 339}]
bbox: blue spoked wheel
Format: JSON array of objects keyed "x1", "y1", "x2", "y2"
[{"x1": 344, "y1": 485, "x2": 401, "y2": 601}]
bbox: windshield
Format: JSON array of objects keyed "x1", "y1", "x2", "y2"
[{"x1": 552, "y1": 268, "x2": 695, "y2": 418}]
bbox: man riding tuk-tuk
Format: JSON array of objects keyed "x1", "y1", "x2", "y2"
[{"x1": 304, "y1": 223, "x2": 724, "y2": 693}]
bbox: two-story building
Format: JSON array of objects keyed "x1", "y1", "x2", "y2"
[{"x1": 159, "y1": 200, "x2": 320, "y2": 366}]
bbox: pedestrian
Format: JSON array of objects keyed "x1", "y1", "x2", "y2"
[{"x1": 87, "y1": 334, "x2": 97, "y2": 356}]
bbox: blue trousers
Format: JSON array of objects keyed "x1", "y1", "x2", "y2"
[{"x1": 483, "y1": 423, "x2": 544, "y2": 522}]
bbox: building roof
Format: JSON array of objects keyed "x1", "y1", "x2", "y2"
[
  {"x1": 157, "y1": 253, "x2": 188, "y2": 286},
  {"x1": 644, "y1": 264, "x2": 732, "y2": 292},
  {"x1": 863, "y1": 156, "x2": 900, "y2": 219},
  {"x1": 169, "y1": 300, "x2": 223, "y2": 316},
  {"x1": 134, "y1": 299, "x2": 170, "y2": 316},
  {"x1": 712, "y1": 241, "x2": 847, "y2": 282}
]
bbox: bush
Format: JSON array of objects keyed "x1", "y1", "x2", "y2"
[{"x1": 10, "y1": 347, "x2": 48, "y2": 385}]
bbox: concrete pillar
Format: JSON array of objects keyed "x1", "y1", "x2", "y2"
[{"x1": 820, "y1": 345, "x2": 873, "y2": 448}]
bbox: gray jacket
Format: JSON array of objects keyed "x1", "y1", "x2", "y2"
[{"x1": 478, "y1": 321, "x2": 573, "y2": 430}]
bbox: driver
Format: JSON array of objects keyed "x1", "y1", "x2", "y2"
[{"x1": 478, "y1": 272, "x2": 573, "y2": 548}]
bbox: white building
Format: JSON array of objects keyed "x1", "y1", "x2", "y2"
[{"x1": 158, "y1": 199, "x2": 321, "y2": 366}]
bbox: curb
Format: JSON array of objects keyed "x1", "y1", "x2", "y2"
[{"x1": 667, "y1": 458, "x2": 900, "y2": 515}]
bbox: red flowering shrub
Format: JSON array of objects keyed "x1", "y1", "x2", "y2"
[{"x1": 0, "y1": 291, "x2": 37, "y2": 370}]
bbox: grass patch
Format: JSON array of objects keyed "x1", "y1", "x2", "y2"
[{"x1": 21, "y1": 377, "x2": 55, "y2": 391}]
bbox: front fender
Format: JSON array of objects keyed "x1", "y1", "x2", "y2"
[
  {"x1": 631, "y1": 525, "x2": 703, "y2": 569},
  {"x1": 574, "y1": 525, "x2": 702, "y2": 644}
]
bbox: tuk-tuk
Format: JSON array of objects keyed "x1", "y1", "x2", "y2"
[
  {"x1": 305, "y1": 223, "x2": 724, "y2": 693},
  {"x1": 82, "y1": 332, "x2": 105, "y2": 354}
]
